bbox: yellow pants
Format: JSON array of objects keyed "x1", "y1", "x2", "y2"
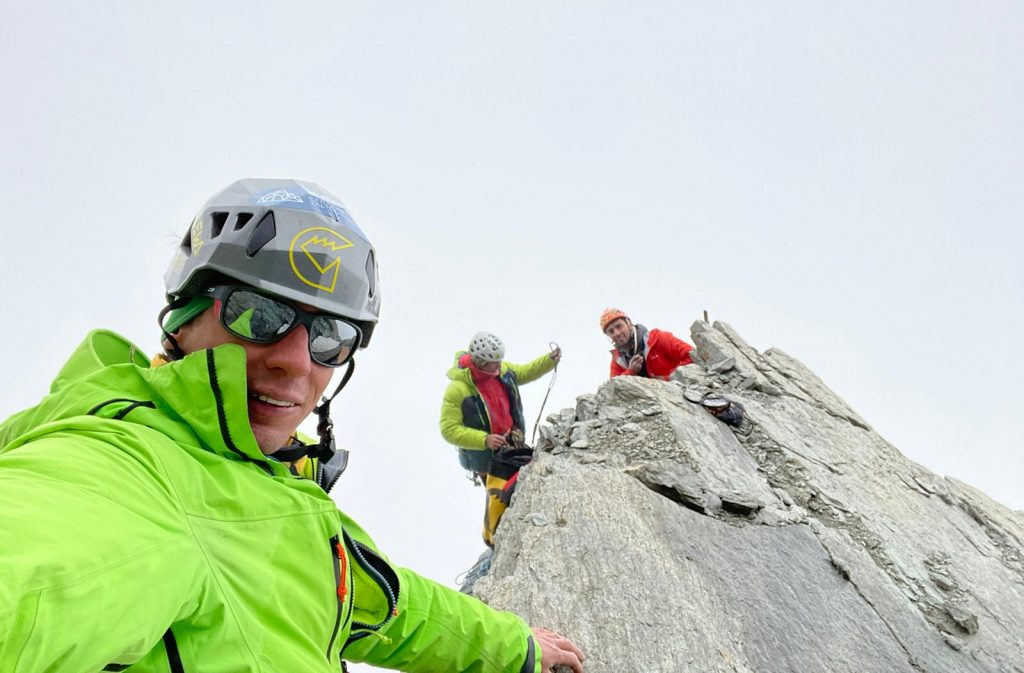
[{"x1": 482, "y1": 471, "x2": 517, "y2": 547}]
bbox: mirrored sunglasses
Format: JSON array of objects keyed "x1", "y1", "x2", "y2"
[{"x1": 203, "y1": 285, "x2": 361, "y2": 368}]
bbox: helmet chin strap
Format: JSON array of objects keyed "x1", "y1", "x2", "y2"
[
  {"x1": 274, "y1": 359, "x2": 356, "y2": 464},
  {"x1": 157, "y1": 298, "x2": 192, "y2": 361}
]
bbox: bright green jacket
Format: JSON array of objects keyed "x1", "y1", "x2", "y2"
[
  {"x1": 439, "y1": 352, "x2": 556, "y2": 451},
  {"x1": 0, "y1": 330, "x2": 539, "y2": 672}
]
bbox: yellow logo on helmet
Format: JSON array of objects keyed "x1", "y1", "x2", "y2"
[
  {"x1": 190, "y1": 218, "x2": 205, "y2": 256},
  {"x1": 288, "y1": 227, "x2": 354, "y2": 293}
]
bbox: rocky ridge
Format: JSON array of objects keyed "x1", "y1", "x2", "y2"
[{"x1": 473, "y1": 320, "x2": 1024, "y2": 673}]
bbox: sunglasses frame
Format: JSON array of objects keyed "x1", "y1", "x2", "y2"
[{"x1": 203, "y1": 285, "x2": 362, "y2": 368}]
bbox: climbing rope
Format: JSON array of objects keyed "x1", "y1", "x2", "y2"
[{"x1": 530, "y1": 341, "x2": 560, "y2": 446}]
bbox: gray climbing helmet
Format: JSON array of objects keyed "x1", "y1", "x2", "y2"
[
  {"x1": 469, "y1": 332, "x2": 505, "y2": 362},
  {"x1": 164, "y1": 178, "x2": 381, "y2": 345}
]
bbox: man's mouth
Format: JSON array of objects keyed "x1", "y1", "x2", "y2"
[{"x1": 249, "y1": 392, "x2": 298, "y2": 408}]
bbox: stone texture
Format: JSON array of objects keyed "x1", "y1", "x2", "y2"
[{"x1": 473, "y1": 321, "x2": 1024, "y2": 673}]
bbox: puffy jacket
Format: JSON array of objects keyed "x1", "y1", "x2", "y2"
[
  {"x1": 0, "y1": 330, "x2": 539, "y2": 672},
  {"x1": 609, "y1": 328, "x2": 694, "y2": 380},
  {"x1": 440, "y1": 351, "x2": 556, "y2": 450}
]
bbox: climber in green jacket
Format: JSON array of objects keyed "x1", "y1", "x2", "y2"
[
  {"x1": 440, "y1": 333, "x2": 559, "y2": 476},
  {"x1": 0, "y1": 178, "x2": 584, "y2": 673}
]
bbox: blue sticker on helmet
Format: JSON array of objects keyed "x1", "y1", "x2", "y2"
[{"x1": 252, "y1": 186, "x2": 367, "y2": 241}]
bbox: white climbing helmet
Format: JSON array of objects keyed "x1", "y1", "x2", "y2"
[{"x1": 469, "y1": 331, "x2": 505, "y2": 363}]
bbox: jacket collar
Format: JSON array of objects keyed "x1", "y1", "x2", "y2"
[
  {"x1": 611, "y1": 324, "x2": 652, "y2": 367},
  {"x1": 2, "y1": 329, "x2": 281, "y2": 472}
]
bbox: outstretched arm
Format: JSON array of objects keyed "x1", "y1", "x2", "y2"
[
  {"x1": 661, "y1": 330, "x2": 694, "y2": 367},
  {"x1": 346, "y1": 566, "x2": 584, "y2": 673},
  {"x1": 509, "y1": 352, "x2": 558, "y2": 385}
]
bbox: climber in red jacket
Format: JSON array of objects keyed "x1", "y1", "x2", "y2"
[{"x1": 600, "y1": 307, "x2": 694, "y2": 380}]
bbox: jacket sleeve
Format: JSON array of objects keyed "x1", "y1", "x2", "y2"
[
  {"x1": 610, "y1": 354, "x2": 633, "y2": 378},
  {"x1": 346, "y1": 567, "x2": 540, "y2": 673},
  {"x1": 507, "y1": 353, "x2": 557, "y2": 386},
  {"x1": 0, "y1": 428, "x2": 204, "y2": 671},
  {"x1": 439, "y1": 381, "x2": 488, "y2": 449},
  {"x1": 660, "y1": 330, "x2": 694, "y2": 367}
]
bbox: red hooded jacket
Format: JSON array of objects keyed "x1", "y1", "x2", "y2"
[{"x1": 609, "y1": 328, "x2": 694, "y2": 380}]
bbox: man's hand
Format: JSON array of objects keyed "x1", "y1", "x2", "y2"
[
  {"x1": 627, "y1": 353, "x2": 644, "y2": 373},
  {"x1": 549, "y1": 346, "x2": 562, "y2": 363},
  {"x1": 533, "y1": 627, "x2": 584, "y2": 673},
  {"x1": 485, "y1": 433, "x2": 508, "y2": 449}
]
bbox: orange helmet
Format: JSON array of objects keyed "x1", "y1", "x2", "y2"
[{"x1": 599, "y1": 307, "x2": 629, "y2": 332}]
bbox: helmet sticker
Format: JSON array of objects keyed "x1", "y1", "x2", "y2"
[
  {"x1": 251, "y1": 185, "x2": 366, "y2": 240},
  {"x1": 170, "y1": 251, "x2": 186, "y2": 274},
  {"x1": 190, "y1": 217, "x2": 205, "y2": 256},
  {"x1": 255, "y1": 189, "x2": 303, "y2": 205},
  {"x1": 288, "y1": 227, "x2": 354, "y2": 293}
]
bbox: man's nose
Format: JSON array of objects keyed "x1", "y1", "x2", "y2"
[{"x1": 263, "y1": 326, "x2": 312, "y2": 375}]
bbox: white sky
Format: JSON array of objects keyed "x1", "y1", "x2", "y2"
[{"x1": 1, "y1": 3, "x2": 1021, "y2": 666}]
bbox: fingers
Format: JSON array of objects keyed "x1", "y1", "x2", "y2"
[{"x1": 533, "y1": 627, "x2": 585, "y2": 673}]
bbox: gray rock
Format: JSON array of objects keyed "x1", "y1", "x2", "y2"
[
  {"x1": 575, "y1": 394, "x2": 598, "y2": 421},
  {"x1": 472, "y1": 321, "x2": 1024, "y2": 673}
]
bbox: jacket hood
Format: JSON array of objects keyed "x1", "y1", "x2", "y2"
[
  {"x1": 446, "y1": 350, "x2": 469, "y2": 380},
  {"x1": 446, "y1": 350, "x2": 509, "y2": 384},
  {"x1": 0, "y1": 329, "x2": 283, "y2": 474}
]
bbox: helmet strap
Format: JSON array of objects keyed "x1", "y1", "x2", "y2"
[
  {"x1": 309, "y1": 358, "x2": 356, "y2": 461},
  {"x1": 157, "y1": 297, "x2": 193, "y2": 361},
  {"x1": 271, "y1": 358, "x2": 355, "y2": 465}
]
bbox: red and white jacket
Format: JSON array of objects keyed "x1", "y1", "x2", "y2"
[{"x1": 609, "y1": 327, "x2": 694, "y2": 380}]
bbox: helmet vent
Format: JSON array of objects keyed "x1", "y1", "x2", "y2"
[
  {"x1": 246, "y1": 210, "x2": 277, "y2": 257},
  {"x1": 210, "y1": 212, "x2": 229, "y2": 239},
  {"x1": 365, "y1": 251, "x2": 377, "y2": 297},
  {"x1": 233, "y1": 212, "x2": 254, "y2": 230},
  {"x1": 179, "y1": 227, "x2": 193, "y2": 256}
]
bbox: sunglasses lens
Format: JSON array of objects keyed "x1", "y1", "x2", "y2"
[
  {"x1": 309, "y1": 316, "x2": 360, "y2": 366},
  {"x1": 222, "y1": 289, "x2": 296, "y2": 343},
  {"x1": 217, "y1": 287, "x2": 361, "y2": 367}
]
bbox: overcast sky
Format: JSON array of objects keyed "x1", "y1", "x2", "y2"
[{"x1": 2, "y1": 3, "x2": 1021, "y2": 667}]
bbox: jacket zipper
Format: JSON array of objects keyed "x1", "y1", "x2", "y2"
[
  {"x1": 326, "y1": 535, "x2": 349, "y2": 660},
  {"x1": 338, "y1": 530, "x2": 400, "y2": 662},
  {"x1": 101, "y1": 628, "x2": 182, "y2": 672},
  {"x1": 163, "y1": 629, "x2": 184, "y2": 673}
]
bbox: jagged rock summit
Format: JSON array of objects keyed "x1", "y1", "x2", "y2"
[{"x1": 474, "y1": 320, "x2": 1023, "y2": 673}]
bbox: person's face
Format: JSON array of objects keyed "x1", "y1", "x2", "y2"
[
  {"x1": 604, "y1": 318, "x2": 632, "y2": 348},
  {"x1": 473, "y1": 357, "x2": 501, "y2": 375},
  {"x1": 175, "y1": 305, "x2": 333, "y2": 455}
]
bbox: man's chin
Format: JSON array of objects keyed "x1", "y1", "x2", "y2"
[{"x1": 252, "y1": 428, "x2": 290, "y2": 456}]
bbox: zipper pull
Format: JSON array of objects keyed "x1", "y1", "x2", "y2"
[{"x1": 335, "y1": 541, "x2": 348, "y2": 602}]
